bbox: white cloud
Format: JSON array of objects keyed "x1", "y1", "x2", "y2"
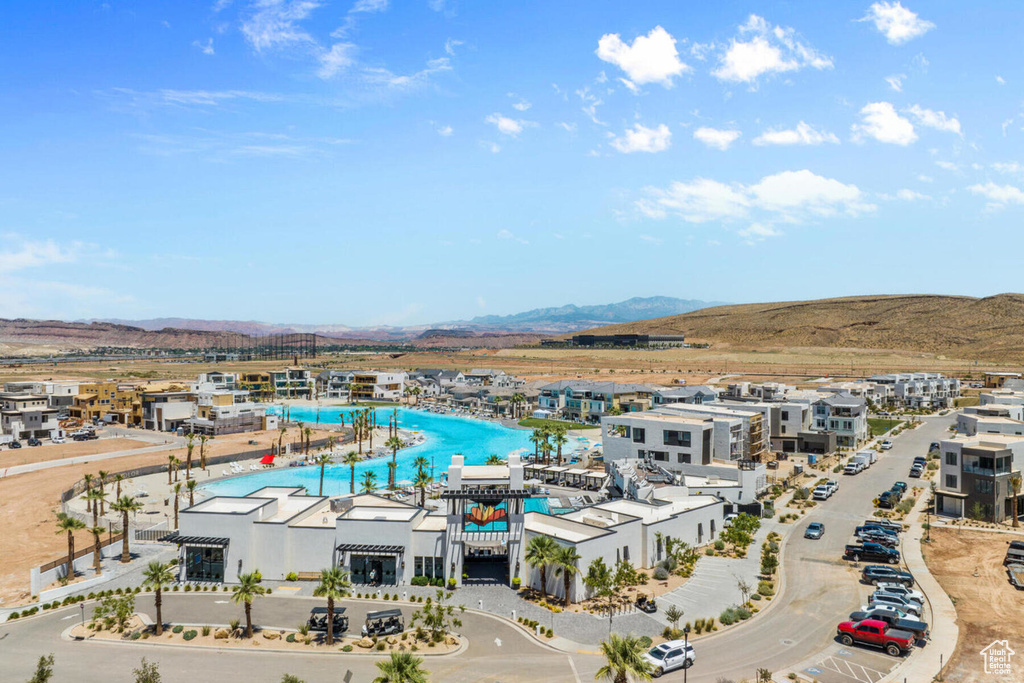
[
  {"x1": 851, "y1": 102, "x2": 917, "y2": 145},
  {"x1": 693, "y1": 127, "x2": 741, "y2": 151},
  {"x1": 712, "y1": 14, "x2": 832, "y2": 85},
  {"x1": 193, "y1": 38, "x2": 215, "y2": 55},
  {"x1": 967, "y1": 182, "x2": 1024, "y2": 209},
  {"x1": 862, "y1": 2, "x2": 935, "y2": 45},
  {"x1": 318, "y1": 42, "x2": 356, "y2": 78},
  {"x1": 0, "y1": 238, "x2": 77, "y2": 272},
  {"x1": 896, "y1": 188, "x2": 930, "y2": 201},
  {"x1": 905, "y1": 105, "x2": 962, "y2": 136},
  {"x1": 240, "y1": 0, "x2": 321, "y2": 52},
  {"x1": 637, "y1": 169, "x2": 873, "y2": 227},
  {"x1": 753, "y1": 121, "x2": 838, "y2": 146},
  {"x1": 511, "y1": 99, "x2": 531, "y2": 112},
  {"x1": 935, "y1": 160, "x2": 958, "y2": 171},
  {"x1": 482, "y1": 141, "x2": 501, "y2": 154},
  {"x1": 618, "y1": 78, "x2": 640, "y2": 94},
  {"x1": 496, "y1": 229, "x2": 528, "y2": 244},
  {"x1": 885, "y1": 74, "x2": 904, "y2": 91},
  {"x1": 351, "y1": 0, "x2": 387, "y2": 13},
  {"x1": 992, "y1": 162, "x2": 1023, "y2": 175},
  {"x1": 485, "y1": 113, "x2": 535, "y2": 137},
  {"x1": 575, "y1": 87, "x2": 605, "y2": 125},
  {"x1": 476, "y1": 295, "x2": 486, "y2": 309},
  {"x1": 738, "y1": 222, "x2": 782, "y2": 244},
  {"x1": 557, "y1": 122, "x2": 577, "y2": 133},
  {"x1": 444, "y1": 38, "x2": 463, "y2": 56},
  {"x1": 596, "y1": 26, "x2": 689, "y2": 87},
  {"x1": 639, "y1": 234, "x2": 663, "y2": 245},
  {"x1": 611, "y1": 123, "x2": 672, "y2": 153},
  {"x1": 916, "y1": 174, "x2": 933, "y2": 182},
  {"x1": 996, "y1": 75, "x2": 1006, "y2": 86},
  {"x1": 1002, "y1": 118, "x2": 1013, "y2": 136},
  {"x1": 435, "y1": 124, "x2": 453, "y2": 137},
  {"x1": 363, "y1": 56, "x2": 451, "y2": 90}
]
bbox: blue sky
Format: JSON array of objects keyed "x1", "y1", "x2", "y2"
[{"x1": 3, "y1": 1, "x2": 1023, "y2": 326}]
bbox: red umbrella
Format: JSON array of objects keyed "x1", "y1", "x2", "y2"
[{"x1": 260, "y1": 454, "x2": 275, "y2": 465}]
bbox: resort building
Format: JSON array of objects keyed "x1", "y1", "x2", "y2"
[
  {"x1": 238, "y1": 373, "x2": 275, "y2": 402},
  {"x1": 70, "y1": 382, "x2": 142, "y2": 426},
  {"x1": 270, "y1": 368, "x2": 313, "y2": 399},
  {"x1": 317, "y1": 370, "x2": 355, "y2": 399},
  {"x1": 936, "y1": 434, "x2": 1024, "y2": 523},
  {"x1": 0, "y1": 392, "x2": 60, "y2": 440},
  {"x1": 350, "y1": 372, "x2": 407, "y2": 402},
  {"x1": 172, "y1": 454, "x2": 728, "y2": 599},
  {"x1": 193, "y1": 372, "x2": 239, "y2": 393},
  {"x1": 141, "y1": 390, "x2": 194, "y2": 432},
  {"x1": 185, "y1": 389, "x2": 272, "y2": 435},
  {"x1": 651, "y1": 403, "x2": 769, "y2": 461}
]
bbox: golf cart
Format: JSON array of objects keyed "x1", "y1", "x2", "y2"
[
  {"x1": 636, "y1": 593, "x2": 657, "y2": 613},
  {"x1": 362, "y1": 609, "x2": 404, "y2": 637},
  {"x1": 307, "y1": 606, "x2": 348, "y2": 634}
]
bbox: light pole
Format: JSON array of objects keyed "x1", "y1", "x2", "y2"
[
  {"x1": 683, "y1": 624, "x2": 691, "y2": 683},
  {"x1": 79, "y1": 603, "x2": 84, "y2": 629}
]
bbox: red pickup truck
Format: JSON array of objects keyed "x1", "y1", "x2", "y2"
[{"x1": 836, "y1": 618, "x2": 915, "y2": 656}]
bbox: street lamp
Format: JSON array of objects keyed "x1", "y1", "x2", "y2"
[
  {"x1": 79, "y1": 603, "x2": 85, "y2": 629},
  {"x1": 683, "y1": 624, "x2": 691, "y2": 683}
]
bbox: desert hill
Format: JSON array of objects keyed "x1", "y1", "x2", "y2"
[{"x1": 578, "y1": 294, "x2": 1024, "y2": 361}]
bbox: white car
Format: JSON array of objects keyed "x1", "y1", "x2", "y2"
[
  {"x1": 826, "y1": 480, "x2": 839, "y2": 494},
  {"x1": 644, "y1": 640, "x2": 695, "y2": 677},
  {"x1": 869, "y1": 593, "x2": 922, "y2": 616},
  {"x1": 51, "y1": 436, "x2": 66, "y2": 444},
  {"x1": 876, "y1": 582, "x2": 924, "y2": 603},
  {"x1": 880, "y1": 440, "x2": 893, "y2": 450},
  {"x1": 860, "y1": 604, "x2": 908, "y2": 621},
  {"x1": 812, "y1": 485, "x2": 831, "y2": 501}
]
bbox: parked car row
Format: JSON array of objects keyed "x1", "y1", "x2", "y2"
[
  {"x1": 836, "y1": 560, "x2": 928, "y2": 658},
  {"x1": 812, "y1": 480, "x2": 840, "y2": 501},
  {"x1": 876, "y1": 481, "x2": 908, "y2": 509},
  {"x1": 909, "y1": 455, "x2": 927, "y2": 478},
  {"x1": 846, "y1": 517, "x2": 906, "y2": 563}
]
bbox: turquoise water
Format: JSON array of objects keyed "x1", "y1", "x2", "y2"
[{"x1": 202, "y1": 406, "x2": 534, "y2": 498}]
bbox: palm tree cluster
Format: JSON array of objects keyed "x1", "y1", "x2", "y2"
[
  {"x1": 352, "y1": 409, "x2": 374, "y2": 454},
  {"x1": 529, "y1": 425, "x2": 570, "y2": 466},
  {"x1": 524, "y1": 535, "x2": 580, "y2": 606}
]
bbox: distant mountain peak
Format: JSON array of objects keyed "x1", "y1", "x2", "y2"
[{"x1": 458, "y1": 296, "x2": 724, "y2": 332}]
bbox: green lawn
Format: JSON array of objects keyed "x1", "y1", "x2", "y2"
[
  {"x1": 517, "y1": 418, "x2": 600, "y2": 430},
  {"x1": 868, "y1": 417, "x2": 905, "y2": 437}
]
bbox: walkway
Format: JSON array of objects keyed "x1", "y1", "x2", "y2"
[{"x1": 652, "y1": 519, "x2": 780, "y2": 625}]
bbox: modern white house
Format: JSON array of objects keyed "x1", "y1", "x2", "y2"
[
  {"x1": 867, "y1": 373, "x2": 960, "y2": 409},
  {"x1": 0, "y1": 392, "x2": 61, "y2": 440},
  {"x1": 812, "y1": 393, "x2": 868, "y2": 448},
  {"x1": 936, "y1": 434, "x2": 1024, "y2": 523}
]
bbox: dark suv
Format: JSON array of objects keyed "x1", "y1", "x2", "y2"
[{"x1": 863, "y1": 565, "x2": 915, "y2": 587}]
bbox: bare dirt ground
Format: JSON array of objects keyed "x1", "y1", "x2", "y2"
[
  {"x1": 921, "y1": 528, "x2": 1024, "y2": 682},
  {"x1": 0, "y1": 437, "x2": 154, "y2": 468},
  {"x1": 0, "y1": 426, "x2": 340, "y2": 607}
]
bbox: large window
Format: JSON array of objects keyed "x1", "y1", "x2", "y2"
[
  {"x1": 632, "y1": 428, "x2": 646, "y2": 444},
  {"x1": 651, "y1": 451, "x2": 667, "y2": 462},
  {"x1": 414, "y1": 556, "x2": 445, "y2": 580},
  {"x1": 663, "y1": 430, "x2": 691, "y2": 447},
  {"x1": 945, "y1": 452, "x2": 957, "y2": 466},
  {"x1": 351, "y1": 554, "x2": 397, "y2": 586},
  {"x1": 945, "y1": 474, "x2": 958, "y2": 489},
  {"x1": 974, "y1": 479, "x2": 994, "y2": 494},
  {"x1": 184, "y1": 546, "x2": 224, "y2": 583},
  {"x1": 464, "y1": 500, "x2": 509, "y2": 532}
]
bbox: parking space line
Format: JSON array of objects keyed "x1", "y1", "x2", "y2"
[{"x1": 817, "y1": 655, "x2": 886, "y2": 683}]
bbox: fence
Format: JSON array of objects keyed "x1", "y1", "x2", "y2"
[
  {"x1": 39, "y1": 531, "x2": 125, "y2": 574},
  {"x1": 135, "y1": 523, "x2": 170, "y2": 542}
]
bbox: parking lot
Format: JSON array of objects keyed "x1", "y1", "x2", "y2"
[{"x1": 802, "y1": 644, "x2": 899, "y2": 683}]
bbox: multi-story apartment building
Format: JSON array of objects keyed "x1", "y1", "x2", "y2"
[
  {"x1": 350, "y1": 372, "x2": 406, "y2": 402},
  {"x1": 238, "y1": 372, "x2": 275, "y2": 402},
  {"x1": 70, "y1": 382, "x2": 142, "y2": 426},
  {"x1": 141, "y1": 390, "x2": 194, "y2": 432},
  {"x1": 984, "y1": 372, "x2": 1023, "y2": 388},
  {"x1": 655, "y1": 403, "x2": 769, "y2": 461},
  {"x1": 867, "y1": 373, "x2": 960, "y2": 409},
  {"x1": 186, "y1": 389, "x2": 272, "y2": 435},
  {"x1": 936, "y1": 434, "x2": 1024, "y2": 523},
  {"x1": 3, "y1": 381, "x2": 80, "y2": 412},
  {"x1": 193, "y1": 372, "x2": 239, "y2": 392},
  {"x1": 317, "y1": 370, "x2": 355, "y2": 399},
  {"x1": 812, "y1": 393, "x2": 867, "y2": 448},
  {"x1": 652, "y1": 386, "x2": 718, "y2": 406},
  {"x1": 270, "y1": 368, "x2": 313, "y2": 399},
  {"x1": 538, "y1": 381, "x2": 654, "y2": 423},
  {"x1": 0, "y1": 393, "x2": 60, "y2": 439}
]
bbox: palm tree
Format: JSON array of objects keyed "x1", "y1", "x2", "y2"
[
  {"x1": 552, "y1": 427, "x2": 569, "y2": 466},
  {"x1": 89, "y1": 526, "x2": 105, "y2": 575},
  {"x1": 485, "y1": 454, "x2": 504, "y2": 465},
  {"x1": 114, "y1": 473, "x2": 125, "y2": 498},
  {"x1": 373, "y1": 652, "x2": 430, "y2": 683},
  {"x1": 1011, "y1": 473, "x2": 1022, "y2": 528},
  {"x1": 232, "y1": 571, "x2": 267, "y2": 638},
  {"x1": 343, "y1": 451, "x2": 361, "y2": 494},
  {"x1": 83, "y1": 473, "x2": 94, "y2": 513},
  {"x1": 511, "y1": 392, "x2": 525, "y2": 419},
  {"x1": 278, "y1": 426, "x2": 287, "y2": 457},
  {"x1": 387, "y1": 461, "x2": 398, "y2": 490},
  {"x1": 142, "y1": 561, "x2": 176, "y2": 636},
  {"x1": 167, "y1": 455, "x2": 175, "y2": 485},
  {"x1": 198, "y1": 434, "x2": 210, "y2": 470},
  {"x1": 173, "y1": 483, "x2": 182, "y2": 529},
  {"x1": 554, "y1": 544, "x2": 582, "y2": 607},
  {"x1": 414, "y1": 468, "x2": 432, "y2": 507},
  {"x1": 184, "y1": 433, "x2": 196, "y2": 480},
  {"x1": 595, "y1": 633, "x2": 653, "y2": 683},
  {"x1": 316, "y1": 452, "x2": 333, "y2": 496},
  {"x1": 386, "y1": 436, "x2": 403, "y2": 489},
  {"x1": 304, "y1": 426, "x2": 313, "y2": 455},
  {"x1": 111, "y1": 495, "x2": 142, "y2": 563},
  {"x1": 55, "y1": 512, "x2": 86, "y2": 579},
  {"x1": 312, "y1": 566, "x2": 352, "y2": 646},
  {"x1": 411, "y1": 386, "x2": 422, "y2": 406},
  {"x1": 186, "y1": 478, "x2": 197, "y2": 507},
  {"x1": 348, "y1": 383, "x2": 363, "y2": 405},
  {"x1": 413, "y1": 455, "x2": 429, "y2": 473},
  {"x1": 540, "y1": 440, "x2": 553, "y2": 466},
  {"x1": 525, "y1": 535, "x2": 559, "y2": 601},
  {"x1": 86, "y1": 488, "x2": 107, "y2": 525},
  {"x1": 529, "y1": 430, "x2": 544, "y2": 460},
  {"x1": 360, "y1": 470, "x2": 378, "y2": 494},
  {"x1": 97, "y1": 470, "x2": 109, "y2": 515}
]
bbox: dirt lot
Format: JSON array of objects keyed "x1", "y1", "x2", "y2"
[
  {"x1": 0, "y1": 437, "x2": 155, "y2": 468},
  {"x1": 922, "y1": 528, "x2": 1024, "y2": 682},
  {"x1": 0, "y1": 426, "x2": 341, "y2": 607}
]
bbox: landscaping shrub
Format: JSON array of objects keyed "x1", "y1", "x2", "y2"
[
  {"x1": 265, "y1": 589, "x2": 272, "y2": 594},
  {"x1": 719, "y1": 608, "x2": 739, "y2": 625},
  {"x1": 447, "y1": 578, "x2": 456, "y2": 589},
  {"x1": 545, "y1": 628, "x2": 553, "y2": 637},
  {"x1": 183, "y1": 630, "x2": 198, "y2": 641},
  {"x1": 173, "y1": 625, "x2": 184, "y2": 634},
  {"x1": 705, "y1": 548, "x2": 715, "y2": 556},
  {"x1": 714, "y1": 540, "x2": 725, "y2": 551},
  {"x1": 638, "y1": 636, "x2": 652, "y2": 648},
  {"x1": 376, "y1": 641, "x2": 386, "y2": 651},
  {"x1": 737, "y1": 607, "x2": 752, "y2": 620},
  {"x1": 172, "y1": 586, "x2": 179, "y2": 591},
  {"x1": 7, "y1": 612, "x2": 19, "y2": 620},
  {"x1": 512, "y1": 577, "x2": 521, "y2": 589},
  {"x1": 286, "y1": 633, "x2": 296, "y2": 643},
  {"x1": 410, "y1": 576, "x2": 429, "y2": 586},
  {"x1": 130, "y1": 631, "x2": 141, "y2": 640},
  {"x1": 758, "y1": 581, "x2": 775, "y2": 597},
  {"x1": 653, "y1": 567, "x2": 669, "y2": 581},
  {"x1": 751, "y1": 593, "x2": 762, "y2": 601},
  {"x1": 184, "y1": 585, "x2": 192, "y2": 592},
  {"x1": 342, "y1": 645, "x2": 353, "y2": 652},
  {"x1": 383, "y1": 593, "x2": 390, "y2": 601},
  {"x1": 286, "y1": 572, "x2": 298, "y2": 582}
]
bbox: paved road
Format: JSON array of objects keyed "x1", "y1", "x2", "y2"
[
  {"x1": 0, "y1": 594, "x2": 597, "y2": 683},
  {"x1": 681, "y1": 415, "x2": 954, "y2": 683}
]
